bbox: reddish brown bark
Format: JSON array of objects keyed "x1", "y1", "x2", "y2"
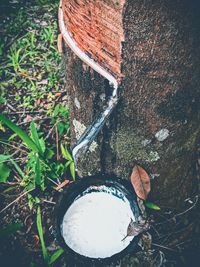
[{"x1": 62, "y1": 0, "x2": 125, "y2": 78}]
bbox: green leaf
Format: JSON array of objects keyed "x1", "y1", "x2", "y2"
[
  {"x1": 144, "y1": 201, "x2": 161, "y2": 211},
  {"x1": 57, "y1": 122, "x2": 65, "y2": 136},
  {"x1": 0, "y1": 155, "x2": 25, "y2": 180},
  {"x1": 28, "y1": 195, "x2": 40, "y2": 210},
  {"x1": 36, "y1": 206, "x2": 49, "y2": 264},
  {"x1": 0, "y1": 154, "x2": 12, "y2": 163},
  {"x1": 10, "y1": 159, "x2": 26, "y2": 180},
  {"x1": 0, "y1": 114, "x2": 40, "y2": 153},
  {"x1": 45, "y1": 149, "x2": 54, "y2": 160},
  {"x1": 61, "y1": 144, "x2": 73, "y2": 161},
  {"x1": 24, "y1": 181, "x2": 35, "y2": 192},
  {"x1": 35, "y1": 156, "x2": 41, "y2": 186},
  {"x1": 0, "y1": 122, "x2": 5, "y2": 132},
  {"x1": 49, "y1": 248, "x2": 64, "y2": 265},
  {"x1": 0, "y1": 163, "x2": 11, "y2": 183},
  {"x1": 39, "y1": 137, "x2": 46, "y2": 154},
  {"x1": 8, "y1": 133, "x2": 17, "y2": 141},
  {"x1": 0, "y1": 96, "x2": 5, "y2": 104},
  {"x1": 35, "y1": 197, "x2": 40, "y2": 204},
  {"x1": 28, "y1": 194, "x2": 34, "y2": 210},
  {"x1": 54, "y1": 163, "x2": 65, "y2": 176},
  {"x1": 0, "y1": 222, "x2": 23, "y2": 239},
  {"x1": 28, "y1": 197, "x2": 33, "y2": 210},
  {"x1": 30, "y1": 122, "x2": 44, "y2": 154},
  {"x1": 65, "y1": 161, "x2": 71, "y2": 169},
  {"x1": 70, "y1": 161, "x2": 75, "y2": 181}
]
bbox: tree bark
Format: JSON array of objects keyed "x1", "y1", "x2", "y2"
[{"x1": 61, "y1": 0, "x2": 200, "y2": 265}]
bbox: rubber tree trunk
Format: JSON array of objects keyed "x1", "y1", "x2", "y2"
[{"x1": 62, "y1": 0, "x2": 200, "y2": 264}]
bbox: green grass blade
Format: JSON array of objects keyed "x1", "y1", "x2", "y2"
[
  {"x1": 0, "y1": 114, "x2": 39, "y2": 153},
  {"x1": 61, "y1": 144, "x2": 73, "y2": 161},
  {"x1": 70, "y1": 161, "x2": 75, "y2": 181},
  {"x1": 30, "y1": 122, "x2": 43, "y2": 155},
  {"x1": 0, "y1": 163, "x2": 11, "y2": 183},
  {"x1": 49, "y1": 248, "x2": 64, "y2": 265},
  {"x1": 0, "y1": 154, "x2": 12, "y2": 163},
  {"x1": 36, "y1": 206, "x2": 49, "y2": 265},
  {"x1": 35, "y1": 156, "x2": 41, "y2": 186},
  {"x1": 65, "y1": 161, "x2": 71, "y2": 168},
  {"x1": 144, "y1": 201, "x2": 161, "y2": 211},
  {"x1": 10, "y1": 158, "x2": 26, "y2": 180}
]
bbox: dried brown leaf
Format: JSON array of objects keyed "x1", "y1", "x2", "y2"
[
  {"x1": 55, "y1": 179, "x2": 71, "y2": 191},
  {"x1": 55, "y1": 92, "x2": 62, "y2": 97},
  {"x1": 121, "y1": 218, "x2": 150, "y2": 241},
  {"x1": 33, "y1": 234, "x2": 40, "y2": 246},
  {"x1": 130, "y1": 165, "x2": 151, "y2": 200}
]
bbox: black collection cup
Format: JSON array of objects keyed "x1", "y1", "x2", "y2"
[{"x1": 55, "y1": 174, "x2": 141, "y2": 266}]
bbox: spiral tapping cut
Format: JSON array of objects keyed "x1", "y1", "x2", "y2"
[{"x1": 58, "y1": 0, "x2": 120, "y2": 167}]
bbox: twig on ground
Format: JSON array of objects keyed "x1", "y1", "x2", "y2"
[
  {"x1": 4, "y1": 111, "x2": 45, "y2": 115},
  {"x1": 3, "y1": 157, "x2": 24, "y2": 164},
  {"x1": 45, "y1": 124, "x2": 56, "y2": 140},
  {"x1": 6, "y1": 103, "x2": 17, "y2": 112},
  {"x1": 1, "y1": 182, "x2": 19, "y2": 187},
  {"x1": 151, "y1": 224, "x2": 161, "y2": 238},
  {"x1": 0, "y1": 140, "x2": 28, "y2": 154},
  {"x1": 41, "y1": 199, "x2": 56, "y2": 205},
  {"x1": 0, "y1": 188, "x2": 33, "y2": 214},
  {"x1": 47, "y1": 177, "x2": 59, "y2": 186},
  {"x1": 18, "y1": 117, "x2": 51, "y2": 125},
  {"x1": 174, "y1": 239, "x2": 191, "y2": 248},
  {"x1": 155, "y1": 196, "x2": 199, "y2": 227},
  {"x1": 174, "y1": 195, "x2": 198, "y2": 218},
  {"x1": 152, "y1": 242, "x2": 177, "y2": 252}
]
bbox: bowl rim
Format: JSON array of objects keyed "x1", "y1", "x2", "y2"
[{"x1": 55, "y1": 173, "x2": 141, "y2": 265}]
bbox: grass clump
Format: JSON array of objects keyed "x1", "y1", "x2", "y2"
[
  {"x1": 0, "y1": 0, "x2": 64, "y2": 113},
  {"x1": 0, "y1": 1, "x2": 71, "y2": 266}
]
